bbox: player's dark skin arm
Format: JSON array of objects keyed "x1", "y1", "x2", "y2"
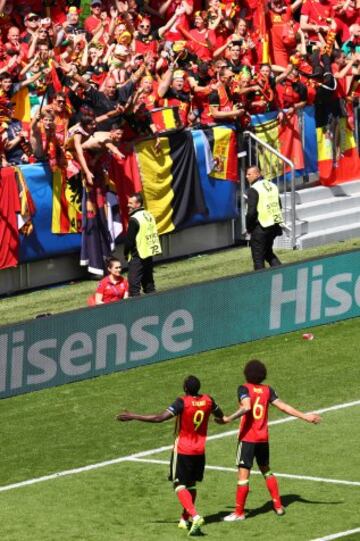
[
  {"x1": 117, "y1": 410, "x2": 173, "y2": 423},
  {"x1": 215, "y1": 397, "x2": 251, "y2": 424}
]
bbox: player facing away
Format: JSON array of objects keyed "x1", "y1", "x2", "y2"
[
  {"x1": 117, "y1": 375, "x2": 224, "y2": 536},
  {"x1": 217, "y1": 359, "x2": 321, "y2": 522}
]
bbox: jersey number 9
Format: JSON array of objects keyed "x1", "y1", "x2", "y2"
[{"x1": 193, "y1": 410, "x2": 205, "y2": 431}]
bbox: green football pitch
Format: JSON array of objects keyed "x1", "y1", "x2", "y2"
[{"x1": 1, "y1": 317, "x2": 360, "y2": 541}]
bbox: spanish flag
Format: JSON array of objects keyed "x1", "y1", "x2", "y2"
[
  {"x1": 201, "y1": 126, "x2": 238, "y2": 181},
  {"x1": 252, "y1": 112, "x2": 304, "y2": 179},
  {"x1": 317, "y1": 118, "x2": 360, "y2": 186},
  {"x1": 135, "y1": 131, "x2": 207, "y2": 235},
  {"x1": 51, "y1": 168, "x2": 82, "y2": 234}
]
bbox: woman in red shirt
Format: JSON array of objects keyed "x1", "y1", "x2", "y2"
[{"x1": 94, "y1": 257, "x2": 129, "y2": 304}]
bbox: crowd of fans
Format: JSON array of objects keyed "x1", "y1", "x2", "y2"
[{"x1": 0, "y1": 0, "x2": 359, "y2": 173}]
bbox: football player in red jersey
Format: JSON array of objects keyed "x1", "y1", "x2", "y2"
[
  {"x1": 117, "y1": 375, "x2": 224, "y2": 536},
  {"x1": 218, "y1": 359, "x2": 321, "y2": 522}
]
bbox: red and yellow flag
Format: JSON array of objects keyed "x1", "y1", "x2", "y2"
[
  {"x1": 317, "y1": 118, "x2": 360, "y2": 186},
  {"x1": 51, "y1": 168, "x2": 82, "y2": 234}
]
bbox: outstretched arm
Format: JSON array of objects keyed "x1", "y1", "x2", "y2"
[
  {"x1": 272, "y1": 399, "x2": 321, "y2": 423},
  {"x1": 117, "y1": 410, "x2": 173, "y2": 423}
]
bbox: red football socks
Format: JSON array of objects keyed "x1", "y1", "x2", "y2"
[
  {"x1": 265, "y1": 474, "x2": 282, "y2": 509},
  {"x1": 181, "y1": 487, "x2": 197, "y2": 520},
  {"x1": 235, "y1": 481, "x2": 249, "y2": 515},
  {"x1": 176, "y1": 487, "x2": 197, "y2": 518}
]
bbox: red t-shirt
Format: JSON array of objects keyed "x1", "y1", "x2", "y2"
[
  {"x1": 164, "y1": 0, "x2": 193, "y2": 42},
  {"x1": 238, "y1": 383, "x2": 278, "y2": 443},
  {"x1": 331, "y1": 62, "x2": 347, "y2": 100},
  {"x1": 335, "y1": 8, "x2": 360, "y2": 43},
  {"x1": 301, "y1": 0, "x2": 334, "y2": 41},
  {"x1": 168, "y1": 394, "x2": 221, "y2": 455},
  {"x1": 96, "y1": 275, "x2": 128, "y2": 303},
  {"x1": 187, "y1": 29, "x2": 214, "y2": 62}
]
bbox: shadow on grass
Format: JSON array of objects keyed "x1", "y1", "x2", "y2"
[
  {"x1": 150, "y1": 519, "x2": 208, "y2": 536},
  {"x1": 205, "y1": 493, "x2": 343, "y2": 524}
]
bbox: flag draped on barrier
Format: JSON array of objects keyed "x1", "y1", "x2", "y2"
[
  {"x1": 189, "y1": 130, "x2": 238, "y2": 226},
  {"x1": 0, "y1": 167, "x2": 20, "y2": 269},
  {"x1": 301, "y1": 105, "x2": 318, "y2": 175},
  {"x1": 107, "y1": 151, "x2": 143, "y2": 231},
  {"x1": 201, "y1": 126, "x2": 238, "y2": 181},
  {"x1": 251, "y1": 111, "x2": 304, "y2": 179},
  {"x1": 135, "y1": 131, "x2": 207, "y2": 235},
  {"x1": 316, "y1": 118, "x2": 360, "y2": 186},
  {"x1": 51, "y1": 168, "x2": 82, "y2": 234}
]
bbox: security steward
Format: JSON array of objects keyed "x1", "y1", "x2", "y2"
[
  {"x1": 245, "y1": 166, "x2": 283, "y2": 270},
  {"x1": 124, "y1": 192, "x2": 162, "y2": 296}
]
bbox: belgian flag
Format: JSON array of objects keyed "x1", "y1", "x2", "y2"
[
  {"x1": 135, "y1": 131, "x2": 207, "y2": 235},
  {"x1": 252, "y1": 113, "x2": 304, "y2": 179}
]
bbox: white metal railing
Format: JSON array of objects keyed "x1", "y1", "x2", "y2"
[{"x1": 238, "y1": 130, "x2": 297, "y2": 249}]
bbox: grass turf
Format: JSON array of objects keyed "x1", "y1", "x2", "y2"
[
  {"x1": 0, "y1": 316, "x2": 359, "y2": 540},
  {"x1": 1, "y1": 237, "x2": 360, "y2": 326}
]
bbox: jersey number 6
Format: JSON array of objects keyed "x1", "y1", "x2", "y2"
[{"x1": 253, "y1": 397, "x2": 264, "y2": 420}]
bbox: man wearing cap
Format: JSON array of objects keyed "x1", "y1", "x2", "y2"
[
  {"x1": 21, "y1": 12, "x2": 41, "y2": 44},
  {"x1": 84, "y1": 0, "x2": 110, "y2": 36}
]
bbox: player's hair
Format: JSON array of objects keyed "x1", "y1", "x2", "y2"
[
  {"x1": 183, "y1": 375, "x2": 201, "y2": 395},
  {"x1": 130, "y1": 192, "x2": 144, "y2": 206},
  {"x1": 244, "y1": 360, "x2": 267, "y2": 384}
]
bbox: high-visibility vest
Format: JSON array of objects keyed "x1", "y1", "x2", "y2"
[
  {"x1": 252, "y1": 179, "x2": 283, "y2": 228},
  {"x1": 133, "y1": 209, "x2": 162, "y2": 259}
]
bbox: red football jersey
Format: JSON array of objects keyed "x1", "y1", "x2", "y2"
[
  {"x1": 96, "y1": 275, "x2": 128, "y2": 304},
  {"x1": 238, "y1": 383, "x2": 278, "y2": 443},
  {"x1": 168, "y1": 394, "x2": 220, "y2": 455}
]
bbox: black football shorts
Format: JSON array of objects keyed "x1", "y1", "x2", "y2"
[{"x1": 236, "y1": 441, "x2": 270, "y2": 469}]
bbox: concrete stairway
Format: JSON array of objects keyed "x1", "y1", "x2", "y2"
[{"x1": 274, "y1": 180, "x2": 360, "y2": 249}]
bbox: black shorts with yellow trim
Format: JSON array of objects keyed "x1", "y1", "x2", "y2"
[
  {"x1": 236, "y1": 440, "x2": 269, "y2": 470},
  {"x1": 169, "y1": 451, "x2": 205, "y2": 486}
]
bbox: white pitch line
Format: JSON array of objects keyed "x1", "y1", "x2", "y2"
[
  {"x1": 129, "y1": 458, "x2": 360, "y2": 487},
  {"x1": 0, "y1": 399, "x2": 359, "y2": 494},
  {"x1": 310, "y1": 527, "x2": 360, "y2": 541}
]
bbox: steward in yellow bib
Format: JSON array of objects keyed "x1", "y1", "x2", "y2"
[
  {"x1": 124, "y1": 192, "x2": 162, "y2": 296},
  {"x1": 245, "y1": 167, "x2": 283, "y2": 271}
]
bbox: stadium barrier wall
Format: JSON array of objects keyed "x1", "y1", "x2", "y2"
[{"x1": 1, "y1": 248, "x2": 360, "y2": 399}]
